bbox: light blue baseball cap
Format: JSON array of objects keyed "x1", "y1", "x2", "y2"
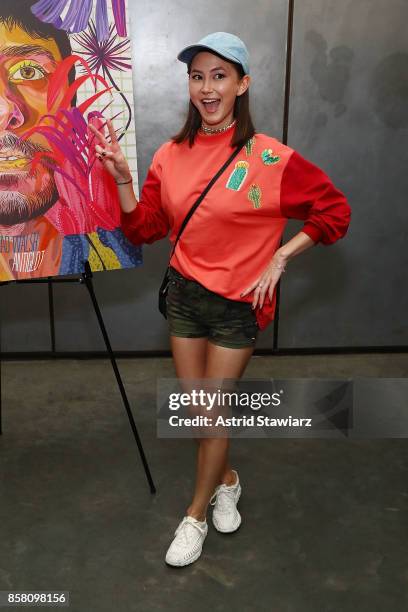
[{"x1": 177, "y1": 32, "x2": 250, "y2": 75}]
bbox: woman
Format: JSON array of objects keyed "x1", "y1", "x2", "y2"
[{"x1": 90, "y1": 32, "x2": 351, "y2": 567}]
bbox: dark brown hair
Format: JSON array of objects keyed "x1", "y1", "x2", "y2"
[{"x1": 172, "y1": 55, "x2": 255, "y2": 148}]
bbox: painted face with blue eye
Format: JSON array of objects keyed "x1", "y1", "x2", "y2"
[
  {"x1": 0, "y1": 22, "x2": 68, "y2": 225},
  {"x1": 189, "y1": 51, "x2": 250, "y2": 131}
]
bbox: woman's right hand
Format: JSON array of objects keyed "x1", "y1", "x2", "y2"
[{"x1": 89, "y1": 118, "x2": 132, "y2": 184}]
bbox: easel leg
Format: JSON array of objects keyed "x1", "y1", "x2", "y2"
[
  {"x1": 81, "y1": 264, "x2": 156, "y2": 494},
  {"x1": 48, "y1": 278, "x2": 56, "y2": 353}
]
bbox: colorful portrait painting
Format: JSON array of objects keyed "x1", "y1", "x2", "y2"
[{"x1": 0, "y1": 0, "x2": 142, "y2": 281}]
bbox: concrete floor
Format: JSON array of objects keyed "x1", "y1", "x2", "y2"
[{"x1": 0, "y1": 353, "x2": 407, "y2": 612}]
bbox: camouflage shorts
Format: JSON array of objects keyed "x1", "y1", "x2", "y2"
[{"x1": 166, "y1": 266, "x2": 259, "y2": 349}]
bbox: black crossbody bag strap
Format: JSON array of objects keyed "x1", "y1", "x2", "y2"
[{"x1": 169, "y1": 141, "x2": 246, "y2": 261}]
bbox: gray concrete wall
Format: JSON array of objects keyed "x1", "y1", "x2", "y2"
[
  {"x1": 278, "y1": 0, "x2": 408, "y2": 348},
  {"x1": 0, "y1": 0, "x2": 406, "y2": 352}
]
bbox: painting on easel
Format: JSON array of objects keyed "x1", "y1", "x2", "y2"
[{"x1": 0, "y1": 0, "x2": 141, "y2": 280}]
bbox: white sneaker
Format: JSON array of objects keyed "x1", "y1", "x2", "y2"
[
  {"x1": 165, "y1": 515, "x2": 208, "y2": 567},
  {"x1": 210, "y1": 470, "x2": 242, "y2": 533}
]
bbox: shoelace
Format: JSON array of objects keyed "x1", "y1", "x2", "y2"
[
  {"x1": 174, "y1": 516, "x2": 206, "y2": 545},
  {"x1": 210, "y1": 485, "x2": 237, "y2": 512}
]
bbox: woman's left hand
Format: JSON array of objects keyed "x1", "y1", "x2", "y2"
[{"x1": 240, "y1": 254, "x2": 288, "y2": 309}]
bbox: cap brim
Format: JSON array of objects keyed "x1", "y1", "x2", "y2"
[{"x1": 177, "y1": 44, "x2": 242, "y2": 70}]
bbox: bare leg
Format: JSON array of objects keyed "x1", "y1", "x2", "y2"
[
  {"x1": 170, "y1": 335, "x2": 207, "y2": 449},
  {"x1": 170, "y1": 336, "x2": 207, "y2": 380},
  {"x1": 186, "y1": 343, "x2": 254, "y2": 521}
]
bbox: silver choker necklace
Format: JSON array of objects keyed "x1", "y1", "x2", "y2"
[{"x1": 200, "y1": 119, "x2": 236, "y2": 135}]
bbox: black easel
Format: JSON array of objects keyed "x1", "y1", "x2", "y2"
[{"x1": 0, "y1": 262, "x2": 156, "y2": 494}]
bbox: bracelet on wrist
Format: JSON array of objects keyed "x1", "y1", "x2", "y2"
[{"x1": 116, "y1": 177, "x2": 133, "y2": 185}]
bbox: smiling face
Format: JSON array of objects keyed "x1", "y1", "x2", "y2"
[
  {"x1": 0, "y1": 22, "x2": 67, "y2": 226},
  {"x1": 189, "y1": 51, "x2": 250, "y2": 130}
]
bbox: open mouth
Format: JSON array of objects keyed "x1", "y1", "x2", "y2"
[{"x1": 201, "y1": 98, "x2": 221, "y2": 113}]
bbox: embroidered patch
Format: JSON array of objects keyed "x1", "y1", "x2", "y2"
[
  {"x1": 261, "y1": 148, "x2": 281, "y2": 165},
  {"x1": 245, "y1": 137, "x2": 255, "y2": 156},
  {"x1": 248, "y1": 184, "x2": 262, "y2": 209},
  {"x1": 226, "y1": 161, "x2": 249, "y2": 191}
]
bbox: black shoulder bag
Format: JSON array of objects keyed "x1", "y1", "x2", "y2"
[{"x1": 158, "y1": 141, "x2": 246, "y2": 318}]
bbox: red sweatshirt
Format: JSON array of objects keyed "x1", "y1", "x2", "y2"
[{"x1": 121, "y1": 126, "x2": 351, "y2": 330}]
